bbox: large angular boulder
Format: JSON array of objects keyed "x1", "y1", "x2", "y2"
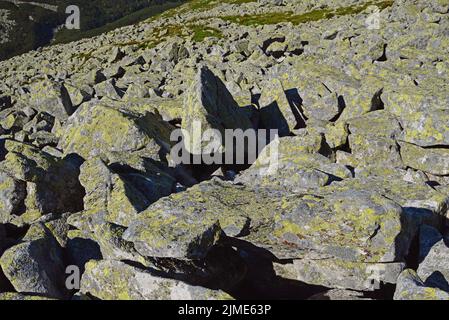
[
  {"x1": 283, "y1": 60, "x2": 384, "y2": 121},
  {"x1": 394, "y1": 269, "x2": 449, "y2": 300},
  {"x1": 67, "y1": 211, "x2": 144, "y2": 264},
  {"x1": 181, "y1": 66, "x2": 253, "y2": 155},
  {"x1": 0, "y1": 140, "x2": 84, "y2": 224},
  {"x1": 79, "y1": 156, "x2": 176, "y2": 227},
  {"x1": 236, "y1": 135, "x2": 352, "y2": 192},
  {"x1": 322, "y1": 176, "x2": 449, "y2": 230},
  {"x1": 258, "y1": 78, "x2": 302, "y2": 135},
  {"x1": 274, "y1": 258, "x2": 405, "y2": 291},
  {"x1": 349, "y1": 134, "x2": 403, "y2": 170},
  {"x1": 80, "y1": 260, "x2": 233, "y2": 300},
  {"x1": 399, "y1": 141, "x2": 449, "y2": 176},
  {"x1": 398, "y1": 110, "x2": 449, "y2": 147},
  {"x1": 27, "y1": 78, "x2": 74, "y2": 121},
  {"x1": 58, "y1": 103, "x2": 174, "y2": 160},
  {"x1": 125, "y1": 177, "x2": 414, "y2": 262},
  {"x1": 79, "y1": 158, "x2": 151, "y2": 227},
  {"x1": 347, "y1": 110, "x2": 404, "y2": 170}
]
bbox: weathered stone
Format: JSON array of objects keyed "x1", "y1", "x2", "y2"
[
  {"x1": 0, "y1": 141, "x2": 84, "y2": 222},
  {"x1": 29, "y1": 131, "x2": 59, "y2": 148},
  {"x1": 28, "y1": 79, "x2": 74, "y2": 121},
  {"x1": 259, "y1": 78, "x2": 300, "y2": 135},
  {"x1": 348, "y1": 110, "x2": 402, "y2": 139},
  {"x1": 236, "y1": 136, "x2": 352, "y2": 192},
  {"x1": 417, "y1": 238, "x2": 449, "y2": 293},
  {"x1": 79, "y1": 156, "x2": 175, "y2": 227},
  {"x1": 0, "y1": 140, "x2": 56, "y2": 182},
  {"x1": 308, "y1": 289, "x2": 371, "y2": 300},
  {"x1": 0, "y1": 293, "x2": 53, "y2": 300},
  {"x1": 300, "y1": 82, "x2": 340, "y2": 122},
  {"x1": 65, "y1": 83, "x2": 91, "y2": 107},
  {"x1": 394, "y1": 269, "x2": 449, "y2": 300},
  {"x1": 274, "y1": 258, "x2": 405, "y2": 291},
  {"x1": 325, "y1": 121, "x2": 348, "y2": 149},
  {"x1": 0, "y1": 224, "x2": 68, "y2": 298},
  {"x1": 349, "y1": 133, "x2": 403, "y2": 170},
  {"x1": 126, "y1": 177, "x2": 414, "y2": 267},
  {"x1": 58, "y1": 103, "x2": 174, "y2": 160},
  {"x1": 398, "y1": 110, "x2": 449, "y2": 147},
  {"x1": 0, "y1": 172, "x2": 26, "y2": 223},
  {"x1": 323, "y1": 176, "x2": 448, "y2": 230},
  {"x1": 79, "y1": 158, "x2": 150, "y2": 227},
  {"x1": 94, "y1": 79, "x2": 122, "y2": 99},
  {"x1": 168, "y1": 43, "x2": 190, "y2": 64},
  {"x1": 181, "y1": 66, "x2": 253, "y2": 155},
  {"x1": 399, "y1": 141, "x2": 449, "y2": 176},
  {"x1": 80, "y1": 260, "x2": 233, "y2": 300}
]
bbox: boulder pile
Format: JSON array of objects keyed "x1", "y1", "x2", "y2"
[{"x1": 0, "y1": 0, "x2": 448, "y2": 300}]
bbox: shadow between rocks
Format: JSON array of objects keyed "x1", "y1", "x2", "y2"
[{"x1": 223, "y1": 237, "x2": 328, "y2": 300}]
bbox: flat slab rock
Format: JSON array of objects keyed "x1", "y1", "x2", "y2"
[
  {"x1": 80, "y1": 259, "x2": 233, "y2": 300},
  {"x1": 124, "y1": 178, "x2": 413, "y2": 265}
]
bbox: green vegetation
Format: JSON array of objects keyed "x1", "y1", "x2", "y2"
[
  {"x1": 171, "y1": 0, "x2": 256, "y2": 15},
  {"x1": 114, "y1": 22, "x2": 223, "y2": 50},
  {"x1": 222, "y1": 0, "x2": 394, "y2": 25},
  {"x1": 191, "y1": 25, "x2": 222, "y2": 42}
]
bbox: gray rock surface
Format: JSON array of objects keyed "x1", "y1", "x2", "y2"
[{"x1": 0, "y1": 0, "x2": 448, "y2": 300}]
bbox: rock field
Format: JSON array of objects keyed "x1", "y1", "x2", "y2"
[{"x1": 0, "y1": 0, "x2": 449, "y2": 300}]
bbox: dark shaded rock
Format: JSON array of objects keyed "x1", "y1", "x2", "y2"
[{"x1": 0, "y1": 224, "x2": 68, "y2": 298}]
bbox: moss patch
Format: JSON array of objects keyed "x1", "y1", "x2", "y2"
[{"x1": 191, "y1": 25, "x2": 223, "y2": 42}]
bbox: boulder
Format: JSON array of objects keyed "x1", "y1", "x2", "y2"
[
  {"x1": 236, "y1": 135, "x2": 352, "y2": 192},
  {"x1": 417, "y1": 238, "x2": 449, "y2": 293},
  {"x1": 79, "y1": 156, "x2": 175, "y2": 227},
  {"x1": 58, "y1": 103, "x2": 174, "y2": 160},
  {"x1": 394, "y1": 269, "x2": 449, "y2": 300},
  {"x1": 28, "y1": 79, "x2": 74, "y2": 121},
  {"x1": 125, "y1": 178, "x2": 415, "y2": 273},
  {"x1": 80, "y1": 260, "x2": 233, "y2": 300},
  {"x1": 181, "y1": 66, "x2": 253, "y2": 155},
  {"x1": 259, "y1": 78, "x2": 300, "y2": 135},
  {"x1": 399, "y1": 141, "x2": 449, "y2": 176},
  {"x1": 308, "y1": 289, "x2": 371, "y2": 300},
  {"x1": 0, "y1": 141, "x2": 84, "y2": 224},
  {"x1": 0, "y1": 172, "x2": 26, "y2": 223},
  {"x1": 274, "y1": 259, "x2": 405, "y2": 291},
  {"x1": 0, "y1": 293, "x2": 53, "y2": 300},
  {"x1": 0, "y1": 224, "x2": 68, "y2": 299}
]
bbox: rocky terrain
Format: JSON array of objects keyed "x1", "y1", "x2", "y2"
[{"x1": 0, "y1": 0, "x2": 448, "y2": 300}]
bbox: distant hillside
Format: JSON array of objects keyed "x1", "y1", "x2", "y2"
[{"x1": 0, "y1": 0, "x2": 183, "y2": 61}]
